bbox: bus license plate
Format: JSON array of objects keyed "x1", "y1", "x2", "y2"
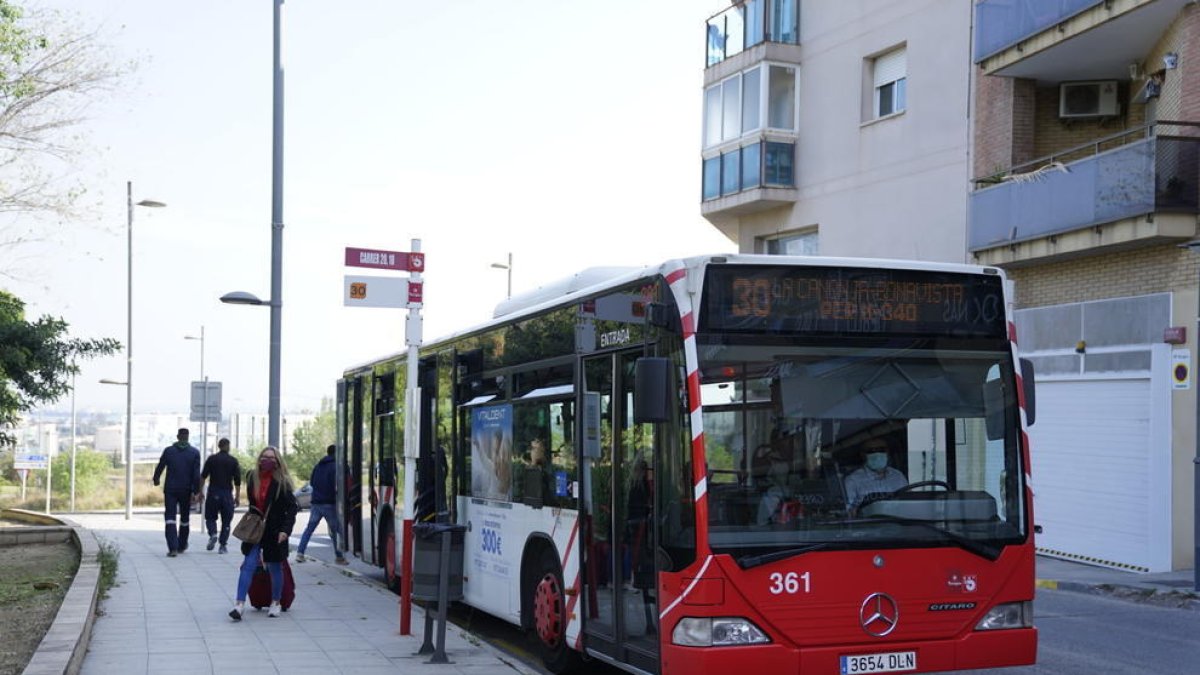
[{"x1": 839, "y1": 651, "x2": 917, "y2": 674}]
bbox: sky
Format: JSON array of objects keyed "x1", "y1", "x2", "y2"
[{"x1": 7, "y1": 0, "x2": 735, "y2": 417}]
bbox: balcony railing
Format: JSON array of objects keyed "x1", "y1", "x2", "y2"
[
  {"x1": 973, "y1": 0, "x2": 1103, "y2": 63},
  {"x1": 706, "y1": 0, "x2": 799, "y2": 67},
  {"x1": 968, "y1": 122, "x2": 1200, "y2": 251},
  {"x1": 703, "y1": 140, "x2": 795, "y2": 200}
]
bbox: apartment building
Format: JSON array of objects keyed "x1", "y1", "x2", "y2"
[
  {"x1": 971, "y1": 0, "x2": 1199, "y2": 573},
  {"x1": 700, "y1": 0, "x2": 973, "y2": 260}
]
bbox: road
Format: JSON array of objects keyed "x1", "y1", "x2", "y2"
[{"x1": 299, "y1": 528, "x2": 1198, "y2": 674}]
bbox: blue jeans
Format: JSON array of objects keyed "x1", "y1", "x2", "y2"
[
  {"x1": 236, "y1": 544, "x2": 283, "y2": 602},
  {"x1": 297, "y1": 503, "x2": 343, "y2": 558},
  {"x1": 204, "y1": 488, "x2": 235, "y2": 545}
]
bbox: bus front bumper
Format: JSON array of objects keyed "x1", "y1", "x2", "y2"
[{"x1": 662, "y1": 626, "x2": 1037, "y2": 674}]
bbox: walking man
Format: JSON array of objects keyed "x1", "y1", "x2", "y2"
[
  {"x1": 296, "y1": 445, "x2": 348, "y2": 564},
  {"x1": 201, "y1": 438, "x2": 241, "y2": 554},
  {"x1": 152, "y1": 428, "x2": 202, "y2": 557}
]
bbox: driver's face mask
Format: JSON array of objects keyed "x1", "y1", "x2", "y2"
[{"x1": 865, "y1": 452, "x2": 889, "y2": 472}]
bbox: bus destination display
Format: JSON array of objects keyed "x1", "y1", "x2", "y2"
[{"x1": 702, "y1": 265, "x2": 1006, "y2": 337}]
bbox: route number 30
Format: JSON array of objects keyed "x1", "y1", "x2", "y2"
[{"x1": 768, "y1": 571, "x2": 810, "y2": 595}]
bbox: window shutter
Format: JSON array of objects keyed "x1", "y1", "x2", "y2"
[{"x1": 873, "y1": 48, "x2": 906, "y2": 87}]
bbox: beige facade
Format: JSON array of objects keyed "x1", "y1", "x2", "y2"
[{"x1": 701, "y1": 1, "x2": 973, "y2": 263}]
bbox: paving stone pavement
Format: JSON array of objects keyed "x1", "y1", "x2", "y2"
[{"x1": 74, "y1": 512, "x2": 537, "y2": 675}]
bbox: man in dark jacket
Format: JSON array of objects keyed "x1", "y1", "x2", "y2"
[
  {"x1": 201, "y1": 438, "x2": 241, "y2": 554},
  {"x1": 295, "y1": 445, "x2": 348, "y2": 564},
  {"x1": 153, "y1": 428, "x2": 202, "y2": 556}
]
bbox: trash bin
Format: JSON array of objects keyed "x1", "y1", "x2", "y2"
[{"x1": 412, "y1": 522, "x2": 465, "y2": 602}]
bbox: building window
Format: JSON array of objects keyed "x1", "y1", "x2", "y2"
[
  {"x1": 765, "y1": 231, "x2": 818, "y2": 256},
  {"x1": 767, "y1": 65, "x2": 796, "y2": 130},
  {"x1": 872, "y1": 47, "x2": 907, "y2": 118},
  {"x1": 704, "y1": 64, "x2": 797, "y2": 149},
  {"x1": 706, "y1": 0, "x2": 799, "y2": 67},
  {"x1": 702, "y1": 140, "x2": 795, "y2": 202}
]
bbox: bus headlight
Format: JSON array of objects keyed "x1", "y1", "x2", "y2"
[
  {"x1": 975, "y1": 601, "x2": 1033, "y2": 630},
  {"x1": 672, "y1": 617, "x2": 771, "y2": 647}
]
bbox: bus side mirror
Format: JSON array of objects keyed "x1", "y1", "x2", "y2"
[
  {"x1": 1020, "y1": 358, "x2": 1036, "y2": 427},
  {"x1": 634, "y1": 357, "x2": 672, "y2": 424}
]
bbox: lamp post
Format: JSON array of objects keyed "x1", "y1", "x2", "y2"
[
  {"x1": 221, "y1": 0, "x2": 286, "y2": 448},
  {"x1": 120, "y1": 182, "x2": 166, "y2": 520},
  {"x1": 184, "y1": 326, "x2": 207, "y2": 458},
  {"x1": 490, "y1": 252, "x2": 512, "y2": 298}
]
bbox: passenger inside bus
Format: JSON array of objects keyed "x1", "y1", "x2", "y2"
[{"x1": 843, "y1": 436, "x2": 908, "y2": 516}]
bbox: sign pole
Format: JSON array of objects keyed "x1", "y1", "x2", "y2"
[
  {"x1": 20, "y1": 469, "x2": 27, "y2": 501},
  {"x1": 45, "y1": 452, "x2": 52, "y2": 514},
  {"x1": 400, "y1": 238, "x2": 422, "y2": 636}
]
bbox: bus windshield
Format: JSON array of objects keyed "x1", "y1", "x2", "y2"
[{"x1": 698, "y1": 336, "x2": 1027, "y2": 563}]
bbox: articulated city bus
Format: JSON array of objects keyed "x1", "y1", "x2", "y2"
[{"x1": 336, "y1": 254, "x2": 1037, "y2": 675}]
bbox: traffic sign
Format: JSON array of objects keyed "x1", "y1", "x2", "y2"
[
  {"x1": 344, "y1": 275, "x2": 419, "y2": 309},
  {"x1": 345, "y1": 247, "x2": 425, "y2": 272},
  {"x1": 15, "y1": 454, "x2": 48, "y2": 470},
  {"x1": 190, "y1": 380, "x2": 223, "y2": 422}
]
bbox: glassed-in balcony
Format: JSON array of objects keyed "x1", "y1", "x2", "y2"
[
  {"x1": 973, "y1": 0, "x2": 1103, "y2": 63},
  {"x1": 706, "y1": 0, "x2": 799, "y2": 67},
  {"x1": 968, "y1": 123, "x2": 1199, "y2": 252},
  {"x1": 703, "y1": 140, "x2": 795, "y2": 201}
]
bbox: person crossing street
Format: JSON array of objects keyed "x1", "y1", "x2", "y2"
[{"x1": 152, "y1": 428, "x2": 202, "y2": 557}]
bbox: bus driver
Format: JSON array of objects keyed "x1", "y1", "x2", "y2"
[{"x1": 843, "y1": 437, "x2": 907, "y2": 515}]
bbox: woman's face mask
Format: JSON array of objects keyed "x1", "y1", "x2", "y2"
[
  {"x1": 259, "y1": 457, "x2": 278, "y2": 472},
  {"x1": 865, "y1": 452, "x2": 889, "y2": 472}
]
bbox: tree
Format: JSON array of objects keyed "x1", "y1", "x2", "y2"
[
  {"x1": 288, "y1": 398, "x2": 335, "y2": 482},
  {"x1": 0, "y1": 1, "x2": 129, "y2": 270},
  {"x1": 0, "y1": 289, "x2": 119, "y2": 446}
]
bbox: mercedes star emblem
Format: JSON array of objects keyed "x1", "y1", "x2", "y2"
[{"x1": 860, "y1": 592, "x2": 900, "y2": 637}]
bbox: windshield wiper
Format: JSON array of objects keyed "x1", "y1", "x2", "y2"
[
  {"x1": 737, "y1": 543, "x2": 830, "y2": 569},
  {"x1": 864, "y1": 515, "x2": 1002, "y2": 561}
]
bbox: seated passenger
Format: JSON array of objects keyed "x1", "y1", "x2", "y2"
[{"x1": 843, "y1": 438, "x2": 908, "y2": 515}]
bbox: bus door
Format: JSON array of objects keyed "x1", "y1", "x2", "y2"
[
  {"x1": 581, "y1": 349, "x2": 659, "y2": 673},
  {"x1": 372, "y1": 372, "x2": 399, "y2": 587},
  {"x1": 345, "y1": 376, "x2": 365, "y2": 557}
]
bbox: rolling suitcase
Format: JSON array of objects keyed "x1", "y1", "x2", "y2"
[{"x1": 248, "y1": 559, "x2": 296, "y2": 610}]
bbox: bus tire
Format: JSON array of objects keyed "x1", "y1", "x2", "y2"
[
  {"x1": 531, "y1": 547, "x2": 579, "y2": 673},
  {"x1": 380, "y1": 519, "x2": 400, "y2": 593}
]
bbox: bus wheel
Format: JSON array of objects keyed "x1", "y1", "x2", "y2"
[
  {"x1": 532, "y1": 548, "x2": 578, "y2": 673},
  {"x1": 382, "y1": 522, "x2": 400, "y2": 592}
]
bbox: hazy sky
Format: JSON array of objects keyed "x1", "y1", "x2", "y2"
[{"x1": 8, "y1": 0, "x2": 734, "y2": 417}]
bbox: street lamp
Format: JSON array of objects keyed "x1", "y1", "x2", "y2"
[
  {"x1": 184, "y1": 326, "x2": 208, "y2": 459},
  {"x1": 119, "y1": 181, "x2": 165, "y2": 521},
  {"x1": 220, "y1": 0, "x2": 286, "y2": 449},
  {"x1": 490, "y1": 252, "x2": 512, "y2": 298},
  {"x1": 219, "y1": 291, "x2": 281, "y2": 448}
]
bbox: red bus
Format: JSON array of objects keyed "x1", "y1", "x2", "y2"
[{"x1": 337, "y1": 254, "x2": 1037, "y2": 674}]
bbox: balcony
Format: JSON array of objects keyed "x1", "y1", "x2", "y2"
[
  {"x1": 701, "y1": 140, "x2": 798, "y2": 228},
  {"x1": 968, "y1": 123, "x2": 1199, "y2": 264},
  {"x1": 706, "y1": 0, "x2": 799, "y2": 68},
  {"x1": 974, "y1": 0, "x2": 1189, "y2": 83}
]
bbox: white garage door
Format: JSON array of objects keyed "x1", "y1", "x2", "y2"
[{"x1": 1029, "y1": 357, "x2": 1171, "y2": 572}]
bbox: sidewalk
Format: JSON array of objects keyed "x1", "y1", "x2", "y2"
[
  {"x1": 74, "y1": 513, "x2": 537, "y2": 675},
  {"x1": 1036, "y1": 554, "x2": 1200, "y2": 610}
]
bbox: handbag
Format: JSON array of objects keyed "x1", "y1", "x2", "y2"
[
  {"x1": 232, "y1": 506, "x2": 267, "y2": 543},
  {"x1": 232, "y1": 481, "x2": 276, "y2": 544}
]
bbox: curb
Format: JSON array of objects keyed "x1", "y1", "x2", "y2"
[
  {"x1": 2, "y1": 509, "x2": 103, "y2": 675},
  {"x1": 1037, "y1": 577, "x2": 1200, "y2": 611}
]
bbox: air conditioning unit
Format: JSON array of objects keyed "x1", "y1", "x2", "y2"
[{"x1": 1059, "y1": 80, "x2": 1120, "y2": 118}]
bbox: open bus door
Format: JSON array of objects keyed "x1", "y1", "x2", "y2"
[
  {"x1": 579, "y1": 348, "x2": 660, "y2": 674},
  {"x1": 343, "y1": 376, "x2": 364, "y2": 558}
]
